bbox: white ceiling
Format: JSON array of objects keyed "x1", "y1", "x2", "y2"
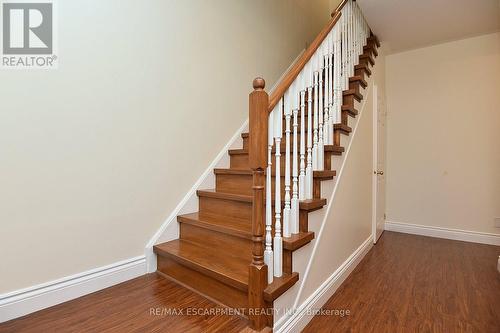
[{"x1": 357, "y1": 0, "x2": 500, "y2": 54}]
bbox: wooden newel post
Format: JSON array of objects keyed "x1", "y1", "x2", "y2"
[{"x1": 248, "y1": 77, "x2": 269, "y2": 330}]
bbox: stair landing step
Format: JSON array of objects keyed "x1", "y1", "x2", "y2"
[
  {"x1": 155, "y1": 239, "x2": 300, "y2": 301},
  {"x1": 154, "y1": 239, "x2": 249, "y2": 292}
]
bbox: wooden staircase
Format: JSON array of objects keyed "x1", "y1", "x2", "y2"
[{"x1": 153, "y1": 4, "x2": 380, "y2": 331}]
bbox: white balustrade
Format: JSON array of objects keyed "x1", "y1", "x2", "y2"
[{"x1": 263, "y1": 0, "x2": 370, "y2": 283}]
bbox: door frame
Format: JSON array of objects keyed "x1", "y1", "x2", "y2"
[{"x1": 372, "y1": 84, "x2": 385, "y2": 244}]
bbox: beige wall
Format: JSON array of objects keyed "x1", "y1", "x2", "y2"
[
  {"x1": 385, "y1": 32, "x2": 500, "y2": 234},
  {"x1": 0, "y1": 0, "x2": 333, "y2": 293}
]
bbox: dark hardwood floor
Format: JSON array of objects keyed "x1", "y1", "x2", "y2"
[
  {"x1": 304, "y1": 231, "x2": 500, "y2": 333},
  {"x1": 0, "y1": 274, "x2": 248, "y2": 333},
  {"x1": 1, "y1": 231, "x2": 498, "y2": 332}
]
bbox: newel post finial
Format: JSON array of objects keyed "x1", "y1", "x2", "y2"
[{"x1": 253, "y1": 77, "x2": 265, "y2": 91}]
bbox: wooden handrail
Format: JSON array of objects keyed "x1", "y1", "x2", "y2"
[
  {"x1": 332, "y1": 0, "x2": 349, "y2": 17},
  {"x1": 268, "y1": 11, "x2": 341, "y2": 112}
]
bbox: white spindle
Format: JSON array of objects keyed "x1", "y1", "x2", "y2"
[
  {"x1": 318, "y1": 50, "x2": 325, "y2": 171},
  {"x1": 342, "y1": 8, "x2": 348, "y2": 90},
  {"x1": 265, "y1": 110, "x2": 274, "y2": 283},
  {"x1": 334, "y1": 24, "x2": 342, "y2": 123},
  {"x1": 323, "y1": 53, "x2": 330, "y2": 147},
  {"x1": 349, "y1": 1, "x2": 354, "y2": 77},
  {"x1": 312, "y1": 69, "x2": 319, "y2": 171},
  {"x1": 283, "y1": 90, "x2": 291, "y2": 238},
  {"x1": 306, "y1": 62, "x2": 313, "y2": 200},
  {"x1": 299, "y1": 79, "x2": 306, "y2": 201},
  {"x1": 328, "y1": 50, "x2": 334, "y2": 143},
  {"x1": 273, "y1": 99, "x2": 283, "y2": 278},
  {"x1": 291, "y1": 81, "x2": 299, "y2": 234}
]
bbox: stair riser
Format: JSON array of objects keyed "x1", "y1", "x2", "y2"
[
  {"x1": 343, "y1": 94, "x2": 357, "y2": 107},
  {"x1": 199, "y1": 193, "x2": 321, "y2": 231},
  {"x1": 355, "y1": 67, "x2": 371, "y2": 79},
  {"x1": 199, "y1": 195, "x2": 252, "y2": 221},
  {"x1": 341, "y1": 111, "x2": 349, "y2": 125},
  {"x1": 216, "y1": 173, "x2": 324, "y2": 199},
  {"x1": 364, "y1": 45, "x2": 378, "y2": 58},
  {"x1": 359, "y1": 58, "x2": 372, "y2": 68},
  {"x1": 180, "y1": 223, "x2": 252, "y2": 258},
  {"x1": 348, "y1": 81, "x2": 363, "y2": 94},
  {"x1": 230, "y1": 152, "x2": 334, "y2": 172},
  {"x1": 157, "y1": 256, "x2": 249, "y2": 310},
  {"x1": 354, "y1": 69, "x2": 366, "y2": 81}
]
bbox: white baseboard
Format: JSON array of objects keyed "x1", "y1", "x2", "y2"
[
  {"x1": 275, "y1": 236, "x2": 373, "y2": 333},
  {"x1": 0, "y1": 256, "x2": 146, "y2": 323},
  {"x1": 385, "y1": 221, "x2": 500, "y2": 246}
]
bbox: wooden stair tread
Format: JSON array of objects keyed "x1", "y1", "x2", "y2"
[
  {"x1": 230, "y1": 145, "x2": 345, "y2": 155},
  {"x1": 334, "y1": 123, "x2": 352, "y2": 134},
  {"x1": 180, "y1": 212, "x2": 314, "y2": 251},
  {"x1": 368, "y1": 35, "x2": 381, "y2": 47},
  {"x1": 198, "y1": 189, "x2": 252, "y2": 202},
  {"x1": 215, "y1": 168, "x2": 336, "y2": 179},
  {"x1": 283, "y1": 231, "x2": 314, "y2": 251},
  {"x1": 364, "y1": 44, "x2": 378, "y2": 57},
  {"x1": 342, "y1": 104, "x2": 358, "y2": 116},
  {"x1": 342, "y1": 89, "x2": 363, "y2": 102},
  {"x1": 154, "y1": 239, "x2": 249, "y2": 292},
  {"x1": 197, "y1": 189, "x2": 327, "y2": 211},
  {"x1": 359, "y1": 54, "x2": 375, "y2": 66},
  {"x1": 178, "y1": 212, "x2": 252, "y2": 237},
  {"x1": 264, "y1": 272, "x2": 299, "y2": 302},
  {"x1": 355, "y1": 63, "x2": 372, "y2": 76},
  {"x1": 349, "y1": 75, "x2": 367, "y2": 88}
]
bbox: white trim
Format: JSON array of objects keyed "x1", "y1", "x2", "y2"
[
  {"x1": 0, "y1": 256, "x2": 146, "y2": 323},
  {"x1": 385, "y1": 221, "x2": 500, "y2": 246},
  {"x1": 144, "y1": 118, "x2": 248, "y2": 272},
  {"x1": 275, "y1": 236, "x2": 373, "y2": 333},
  {"x1": 144, "y1": 48, "x2": 307, "y2": 273},
  {"x1": 371, "y1": 84, "x2": 378, "y2": 244}
]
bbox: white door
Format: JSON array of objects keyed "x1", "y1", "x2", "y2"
[{"x1": 372, "y1": 84, "x2": 386, "y2": 244}]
